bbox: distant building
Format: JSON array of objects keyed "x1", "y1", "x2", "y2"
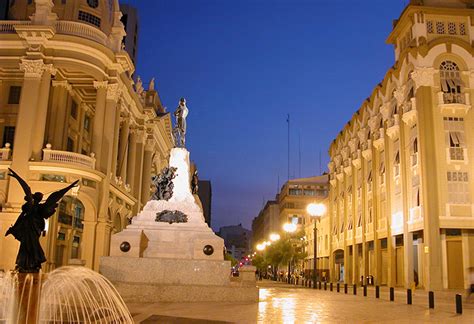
[
  {"x1": 251, "y1": 199, "x2": 279, "y2": 247},
  {"x1": 120, "y1": 4, "x2": 139, "y2": 65},
  {"x1": 198, "y1": 180, "x2": 212, "y2": 227},
  {"x1": 218, "y1": 224, "x2": 251, "y2": 261}
]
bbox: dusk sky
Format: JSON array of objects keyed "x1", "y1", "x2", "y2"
[{"x1": 123, "y1": 0, "x2": 407, "y2": 231}]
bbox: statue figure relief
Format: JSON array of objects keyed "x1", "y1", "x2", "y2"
[
  {"x1": 5, "y1": 168, "x2": 79, "y2": 272},
  {"x1": 173, "y1": 98, "x2": 189, "y2": 148}
]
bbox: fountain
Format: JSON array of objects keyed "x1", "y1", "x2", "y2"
[{"x1": 0, "y1": 267, "x2": 133, "y2": 323}]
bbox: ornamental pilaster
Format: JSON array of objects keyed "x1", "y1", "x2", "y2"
[
  {"x1": 410, "y1": 67, "x2": 435, "y2": 90},
  {"x1": 52, "y1": 80, "x2": 72, "y2": 94},
  {"x1": 368, "y1": 116, "x2": 380, "y2": 133}
]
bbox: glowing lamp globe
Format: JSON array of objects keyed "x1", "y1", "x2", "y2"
[{"x1": 307, "y1": 203, "x2": 326, "y2": 217}]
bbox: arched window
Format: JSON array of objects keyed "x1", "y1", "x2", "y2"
[
  {"x1": 87, "y1": 0, "x2": 99, "y2": 9},
  {"x1": 440, "y1": 61, "x2": 464, "y2": 104}
]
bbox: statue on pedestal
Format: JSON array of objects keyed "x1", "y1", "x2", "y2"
[
  {"x1": 5, "y1": 168, "x2": 78, "y2": 272},
  {"x1": 173, "y1": 98, "x2": 189, "y2": 148}
]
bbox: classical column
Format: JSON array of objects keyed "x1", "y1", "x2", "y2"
[
  {"x1": 141, "y1": 142, "x2": 154, "y2": 206},
  {"x1": 8, "y1": 59, "x2": 46, "y2": 205},
  {"x1": 126, "y1": 129, "x2": 138, "y2": 190},
  {"x1": 48, "y1": 81, "x2": 71, "y2": 149},
  {"x1": 100, "y1": 83, "x2": 121, "y2": 174},
  {"x1": 31, "y1": 64, "x2": 56, "y2": 161},
  {"x1": 133, "y1": 130, "x2": 145, "y2": 210},
  {"x1": 110, "y1": 104, "x2": 122, "y2": 179},
  {"x1": 117, "y1": 116, "x2": 130, "y2": 180},
  {"x1": 93, "y1": 220, "x2": 111, "y2": 271},
  {"x1": 92, "y1": 81, "x2": 108, "y2": 169}
]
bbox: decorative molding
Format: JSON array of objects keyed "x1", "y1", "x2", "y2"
[
  {"x1": 380, "y1": 102, "x2": 391, "y2": 121},
  {"x1": 93, "y1": 80, "x2": 109, "y2": 89},
  {"x1": 52, "y1": 80, "x2": 72, "y2": 91},
  {"x1": 19, "y1": 59, "x2": 46, "y2": 78},
  {"x1": 348, "y1": 138, "x2": 359, "y2": 153},
  {"x1": 393, "y1": 85, "x2": 406, "y2": 106},
  {"x1": 410, "y1": 67, "x2": 435, "y2": 90},
  {"x1": 368, "y1": 116, "x2": 380, "y2": 132},
  {"x1": 106, "y1": 83, "x2": 122, "y2": 102}
]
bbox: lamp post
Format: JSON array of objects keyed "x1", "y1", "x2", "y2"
[
  {"x1": 283, "y1": 222, "x2": 297, "y2": 283},
  {"x1": 307, "y1": 203, "x2": 326, "y2": 288}
]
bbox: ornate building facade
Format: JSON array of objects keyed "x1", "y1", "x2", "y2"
[
  {"x1": 327, "y1": 0, "x2": 474, "y2": 290},
  {"x1": 0, "y1": 0, "x2": 173, "y2": 272}
]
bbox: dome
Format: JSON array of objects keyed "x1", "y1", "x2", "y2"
[{"x1": 8, "y1": 0, "x2": 120, "y2": 36}]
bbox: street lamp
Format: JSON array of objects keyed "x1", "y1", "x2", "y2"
[
  {"x1": 306, "y1": 202, "x2": 326, "y2": 288},
  {"x1": 269, "y1": 233, "x2": 280, "y2": 242}
]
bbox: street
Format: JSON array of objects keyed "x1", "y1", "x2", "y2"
[{"x1": 128, "y1": 280, "x2": 474, "y2": 323}]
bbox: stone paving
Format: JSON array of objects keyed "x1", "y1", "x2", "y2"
[{"x1": 128, "y1": 280, "x2": 474, "y2": 323}]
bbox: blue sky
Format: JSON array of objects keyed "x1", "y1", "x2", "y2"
[{"x1": 123, "y1": 0, "x2": 407, "y2": 231}]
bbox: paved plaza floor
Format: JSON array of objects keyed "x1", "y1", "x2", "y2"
[{"x1": 128, "y1": 280, "x2": 474, "y2": 323}]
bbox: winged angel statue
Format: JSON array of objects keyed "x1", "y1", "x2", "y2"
[{"x1": 5, "y1": 168, "x2": 78, "y2": 272}]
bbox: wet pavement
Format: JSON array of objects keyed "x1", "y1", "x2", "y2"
[{"x1": 128, "y1": 280, "x2": 474, "y2": 323}]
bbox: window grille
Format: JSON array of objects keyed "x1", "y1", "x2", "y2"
[
  {"x1": 447, "y1": 171, "x2": 470, "y2": 204},
  {"x1": 427, "y1": 21, "x2": 434, "y2": 33},
  {"x1": 459, "y1": 23, "x2": 466, "y2": 35},
  {"x1": 436, "y1": 21, "x2": 445, "y2": 34},
  {"x1": 448, "y1": 22, "x2": 456, "y2": 35},
  {"x1": 78, "y1": 11, "x2": 101, "y2": 28}
]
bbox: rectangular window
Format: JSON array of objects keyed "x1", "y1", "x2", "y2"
[
  {"x1": 444, "y1": 117, "x2": 465, "y2": 161},
  {"x1": 70, "y1": 101, "x2": 78, "y2": 119},
  {"x1": 67, "y1": 137, "x2": 74, "y2": 152},
  {"x1": 447, "y1": 171, "x2": 469, "y2": 204},
  {"x1": 303, "y1": 189, "x2": 315, "y2": 196},
  {"x1": 448, "y1": 22, "x2": 457, "y2": 35},
  {"x1": 84, "y1": 115, "x2": 90, "y2": 132},
  {"x1": 8, "y1": 86, "x2": 21, "y2": 104},
  {"x1": 436, "y1": 21, "x2": 445, "y2": 34},
  {"x1": 459, "y1": 23, "x2": 466, "y2": 35},
  {"x1": 426, "y1": 21, "x2": 434, "y2": 33},
  {"x1": 2, "y1": 126, "x2": 15, "y2": 148},
  {"x1": 289, "y1": 188, "x2": 302, "y2": 196}
]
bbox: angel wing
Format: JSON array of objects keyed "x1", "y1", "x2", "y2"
[
  {"x1": 41, "y1": 180, "x2": 79, "y2": 219},
  {"x1": 8, "y1": 168, "x2": 32, "y2": 204}
]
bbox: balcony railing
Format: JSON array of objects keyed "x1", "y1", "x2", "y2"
[
  {"x1": 43, "y1": 144, "x2": 96, "y2": 169},
  {"x1": 442, "y1": 92, "x2": 465, "y2": 104},
  {"x1": 0, "y1": 20, "x2": 107, "y2": 46},
  {"x1": 0, "y1": 20, "x2": 31, "y2": 33},
  {"x1": 55, "y1": 20, "x2": 108, "y2": 46}
]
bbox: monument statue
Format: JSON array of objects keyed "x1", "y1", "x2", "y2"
[
  {"x1": 173, "y1": 98, "x2": 189, "y2": 147},
  {"x1": 191, "y1": 169, "x2": 199, "y2": 194},
  {"x1": 5, "y1": 168, "x2": 79, "y2": 272},
  {"x1": 151, "y1": 166, "x2": 177, "y2": 201}
]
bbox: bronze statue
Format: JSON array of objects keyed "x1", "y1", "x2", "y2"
[
  {"x1": 191, "y1": 169, "x2": 199, "y2": 194},
  {"x1": 173, "y1": 98, "x2": 189, "y2": 147},
  {"x1": 151, "y1": 167, "x2": 177, "y2": 201},
  {"x1": 5, "y1": 168, "x2": 79, "y2": 272}
]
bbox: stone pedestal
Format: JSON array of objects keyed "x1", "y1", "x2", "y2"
[{"x1": 100, "y1": 148, "x2": 258, "y2": 302}]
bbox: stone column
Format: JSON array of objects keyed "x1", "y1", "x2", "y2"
[
  {"x1": 31, "y1": 65, "x2": 56, "y2": 161},
  {"x1": 92, "y1": 81, "x2": 108, "y2": 169},
  {"x1": 141, "y1": 142, "x2": 153, "y2": 206},
  {"x1": 126, "y1": 129, "x2": 137, "y2": 191},
  {"x1": 133, "y1": 131, "x2": 145, "y2": 210},
  {"x1": 117, "y1": 117, "x2": 130, "y2": 181},
  {"x1": 110, "y1": 102, "x2": 122, "y2": 179},
  {"x1": 93, "y1": 221, "x2": 112, "y2": 271},
  {"x1": 8, "y1": 59, "x2": 46, "y2": 205},
  {"x1": 49, "y1": 81, "x2": 71, "y2": 149}
]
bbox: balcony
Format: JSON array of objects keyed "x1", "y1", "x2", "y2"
[
  {"x1": 42, "y1": 144, "x2": 96, "y2": 169},
  {"x1": 0, "y1": 20, "x2": 107, "y2": 46},
  {"x1": 438, "y1": 92, "x2": 471, "y2": 115},
  {"x1": 55, "y1": 20, "x2": 108, "y2": 46}
]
